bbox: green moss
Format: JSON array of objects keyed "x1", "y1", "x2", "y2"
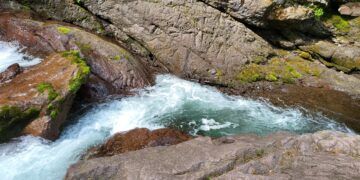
[
  {"x1": 332, "y1": 57, "x2": 360, "y2": 71},
  {"x1": 0, "y1": 106, "x2": 40, "y2": 142},
  {"x1": 265, "y1": 73, "x2": 278, "y2": 81},
  {"x1": 216, "y1": 69, "x2": 223, "y2": 77},
  {"x1": 62, "y1": 51, "x2": 90, "y2": 93},
  {"x1": 237, "y1": 56, "x2": 323, "y2": 83},
  {"x1": 313, "y1": 7, "x2": 324, "y2": 20},
  {"x1": 324, "y1": 14, "x2": 350, "y2": 32},
  {"x1": 318, "y1": 58, "x2": 351, "y2": 73},
  {"x1": 57, "y1": 26, "x2": 71, "y2": 35},
  {"x1": 37, "y1": 83, "x2": 59, "y2": 101},
  {"x1": 113, "y1": 55, "x2": 121, "y2": 61},
  {"x1": 50, "y1": 110, "x2": 59, "y2": 119},
  {"x1": 299, "y1": 51, "x2": 311, "y2": 60},
  {"x1": 236, "y1": 64, "x2": 262, "y2": 82},
  {"x1": 46, "y1": 103, "x2": 59, "y2": 120},
  {"x1": 252, "y1": 55, "x2": 266, "y2": 64}
]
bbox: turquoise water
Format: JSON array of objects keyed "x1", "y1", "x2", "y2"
[{"x1": 0, "y1": 48, "x2": 353, "y2": 180}]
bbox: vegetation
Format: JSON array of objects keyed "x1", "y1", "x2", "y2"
[
  {"x1": 0, "y1": 106, "x2": 40, "y2": 142},
  {"x1": 313, "y1": 7, "x2": 324, "y2": 20},
  {"x1": 237, "y1": 56, "x2": 322, "y2": 83},
  {"x1": 61, "y1": 50, "x2": 90, "y2": 93},
  {"x1": 322, "y1": 13, "x2": 350, "y2": 32},
  {"x1": 57, "y1": 26, "x2": 71, "y2": 35},
  {"x1": 113, "y1": 55, "x2": 121, "y2": 61},
  {"x1": 37, "y1": 82, "x2": 59, "y2": 101}
]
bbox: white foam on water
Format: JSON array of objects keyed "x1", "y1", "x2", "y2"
[
  {"x1": 0, "y1": 75, "x2": 354, "y2": 180},
  {"x1": 0, "y1": 41, "x2": 42, "y2": 72}
]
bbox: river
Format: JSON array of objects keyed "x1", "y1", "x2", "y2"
[{"x1": 0, "y1": 42, "x2": 354, "y2": 180}]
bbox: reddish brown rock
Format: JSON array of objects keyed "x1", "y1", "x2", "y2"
[
  {"x1": 0, "y1": 63, "x2": 21, "y2": 83},
  {"x1": 0, "y1": 53, "x2": 89, "y2": 141},
  {"x1": 0, "y1": 12, "x2": 153, "y2": 101},
  {"x1": 85, "y1": 128, "x2": 192, "y2": 159}
]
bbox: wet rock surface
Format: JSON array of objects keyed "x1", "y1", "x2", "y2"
[
  {"x1": 66, "y1": 130, "x2": 360, "y2": 180},
  {"x1": 84, "y1": 128, "x2": 192, "y2": 159},
  {"x1": 0, "y1": 12, "x2": 153, "y2": 100},
  {"x1": 0, "y1": 63, "x2": 21, "y2": 83},
  {"x1": 0, "y1": 53, "x2": 87, "y2": 141}
]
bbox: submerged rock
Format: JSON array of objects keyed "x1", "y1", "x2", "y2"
[
  {"x1": 66, "y1": 130, "x2": 360, "y2": 179},
  {"x1": 84, "y1": 128, "x2": 192, "y2": 159},
  {"x1": 0, "y1": 52, "x2": 89, "y2": 141}
]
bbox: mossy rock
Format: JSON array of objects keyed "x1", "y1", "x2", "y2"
[
  {"x1": 0, "y1": 106, "x2": 40, "y2": 142},
  {"x1": 37, "y1": 82, "x2": 59, "y2": 101},
  {"x1": 323, "y1": 14, "x2": 351, "y2": 33},
  {"x1": 57, "y1": 26, "x2": 72, "y2": 35},
  {"x1": 61, "y1": 50, "x2": 91, "y2": 93},
  {"x1": 236, "y1": 56, "x2": 323, "y2": 84}
]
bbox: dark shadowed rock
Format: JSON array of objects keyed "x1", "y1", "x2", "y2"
[
  {"x1": 84, "y1": 128, "x2": 191, "y2": 159},
  {"x1": 66, "y1": 130, "x2": 360, "y2": 180},
  {"x1": 0, "y1": 63, "x2": 21, "y2": 83}
]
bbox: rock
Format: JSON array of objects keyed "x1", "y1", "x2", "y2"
[
  {"x1": 300, "y1": 41, "x2": 360, "y2": 71},
  {"x1": 200, "y1": 0, "x2": 330, "y2": 39},
  {"x1": 25, "y1": 0, "x2": 105, "y2": 34},
  {"x1": 13, "y1": 0, "x2": 275, "y2": 85},
  {"x1": 0, "y1": 63, "x2": 21, "y2": 83},
  {"x1": 65, "y1": 130, "x2": 360, "y2": 179},
  {"x1": 78, "y1": 74, "x2": 118, "y2": 102},
  {"x1": 84, "y1": 128, "x2": 192, "y2": 159},
  {"x1": 0, "y1": 52, "x2": 89, "y2": 141},
  {"x1": 79, "y1": 0, "x2": 274, "y2": 85},
  {"x1": 339, "y1": 2, "x2": 360, "y2": 16},
  {"x1": 268, "y1": 5, "x2": 313, "y2": 21},
  {"x1": 0, "y1": 12, "x2": 153, "y2": 100}
]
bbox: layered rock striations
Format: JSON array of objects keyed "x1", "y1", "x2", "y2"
[{"x1": 66, "y1": 130, "x2": 360, "y2": 180}]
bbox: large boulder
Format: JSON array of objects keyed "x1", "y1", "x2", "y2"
[
  {"x1": 0, "y1": 52, "x2": 89, "y2": 141},
  {"x1": 66, "y1": 130, "x2": 360, "y2": 179},
  {"x1": 0, "y1": 12, "x2": 153, "y2": 100},
  {"x1": 69, "y1": 0, "x2": 274, "y2": 85}
]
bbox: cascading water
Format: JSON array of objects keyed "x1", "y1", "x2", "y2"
[
  {"x1": 0, "y1": 41, "x2": 42, "y2": 72},
  {"x1": 0, "y1": 43, "x2": 354, "y2": 180}
]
